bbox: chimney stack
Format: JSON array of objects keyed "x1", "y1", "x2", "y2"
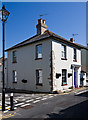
[
  {"x1": 70, "y1": 38, "x2": 74, "y2": 43},
  {"x1": 36, "y1": 18, "x2": 47, "y2": 35}
]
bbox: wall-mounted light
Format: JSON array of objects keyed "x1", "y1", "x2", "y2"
[{"x1": 56, "y1": 73, "x2": 61, "y2": 78}]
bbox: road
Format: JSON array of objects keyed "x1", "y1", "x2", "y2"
[{"x1": 2, "y1": 90, "x2": 88, "y2": 119}]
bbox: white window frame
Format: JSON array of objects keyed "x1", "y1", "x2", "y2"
[
  {"x1": 36, "y1": 44, "x2": 42, "y2": 59},
  {"x1": 61, "y1": 45, "x2": 66, "y2": 59},
  {"x1": 36, "y1": 69, "x2": 43, "y2": 85},
  {"x1": 73, "y1": 48, "x2": 77, "y2": 60},
  {"x1": 62, "y1": 69, "x2": 67, "y2": 85},
  {"x1": 13, "y1": 70, "x2": 17, "y2": 83},
  {"x1": 13, "y1": 51, "x2": 17, "y2": 63}
]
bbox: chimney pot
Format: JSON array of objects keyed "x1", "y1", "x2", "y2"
[
  {"x1": 38, "y1": 18, "x2": 42, "y2": 24},
  {"x1": 43, "y1": 19, "x2": 45, "y2": 24},
  {"x1": 70, "y1": 38, "x2": 74, "y2": 43}
]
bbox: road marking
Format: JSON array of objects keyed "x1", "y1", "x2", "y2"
[
  {"x1": 6, "y1": 106, "x2": 10, "y2": 110},
  {"x1": 36, "y1": 97, "x2": 41, "y2": 99},
  {"x1": 26, "y1": 99, "x2": 34, "y2": 103},
  {"x1": 15, "y1": 102, "x2": 24, "y2": 106},
  {"x1": 5, "y1": 102, "x2": 10, "y2": 104},
  {"x1": 75, "y1": 90, "x2": 88, "y2": 95},
  {"x1": 48, "y1": 96, "x2": 53, "y2": 98},
  {"x1": 33, "y1": 100, "x2": 40, "y2": 103},
  {"x1": 5, "y1": 94, "x2": 9, "y2": 97},
  {"x1": 21, "y1": 103, "x2": 31, "y2": 107},
  {"x1": 41, "y1": 98, "x2": 47, "y2": 100},
  {"x1": 54, "y1": 94, "x2": 57, "y2": 96}
]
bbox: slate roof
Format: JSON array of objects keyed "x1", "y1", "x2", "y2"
[{"x1": 5, "y1": 30, "x2": 88, "y2": 51}]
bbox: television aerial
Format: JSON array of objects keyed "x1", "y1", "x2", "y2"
[{"x1": 39, "y1": 14, "x2": 48, "y2": 18}]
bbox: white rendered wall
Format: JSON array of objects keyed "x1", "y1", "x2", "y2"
[
  {"x1": 7, "y1": 39, "x2": 52, "y2": 92},
  {"x1": 52, "y1": 40, "x2": 81, "y2": 91}
]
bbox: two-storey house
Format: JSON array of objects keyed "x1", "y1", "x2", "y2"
[{"x1": 5, "y1": 19, "x2": 88, "y2": 93}]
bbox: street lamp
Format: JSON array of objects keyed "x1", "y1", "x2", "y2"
[{"x1": 0, "y1": 5, "x2": 10, "y2": 111}]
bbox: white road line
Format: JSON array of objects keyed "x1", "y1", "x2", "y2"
[
  {"x1": 26, "y1": 99, "x2": 34, "y2": 103},
  {"x1": 33, "y1": 100, "x2": 40, "y2": 103},
  {"x1": 6, "y1": 106, "x2": 10, "y2": 109},
  {"x1": 35, "y1": 97, "x2": 41, "y2": 99},
  {"x1": 54, "y1": 94, "x2": 57, "y2": 96},
  {"x1": 4, "y1": 110, "x2": 9, "y2": 113},
  {"x1": 15, "y1": 99, "x2": 19, "y2": 101},
  {"x1": 41, "y1": 98, "x2": 47, "y2": 100},
  {"x1": 21, "y1": 103, "x2": 31, "y2": 107},
  {"x1": 48, "y1": 96, "x2": 53, "y2": 98},
  {"x1": 5, "y1": 94, "x2": 9, "y2": 97},
  {"x1": 14, "y1": 100, "x2": 18, "y2": 103},
  {"x1": 15, "y1": 102, "x2": 24, "y2": 107},
  {"x1": 43, "y1": 95, "x2": 48, "y2": 97},
  {"x1": 14, "y1": 107, "x2": 17, "y2": 110},
  {"x1": 5, "y1": 102, "x2": 10, "y2": 104},
  {"x1": 75, "y1": 90, "x2": 88, "y2": 95}
]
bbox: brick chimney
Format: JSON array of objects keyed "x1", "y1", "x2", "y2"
[
  {"x1": 36, "y1": 18, "x2": 47, "y2": 35},
  {"x1": 70, "y1": 38, "x2": 74, "y2": 43}
]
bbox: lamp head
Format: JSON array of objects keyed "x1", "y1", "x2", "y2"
[{"x1": 0, "y1": 5, "x2": 10, "y2": 22}]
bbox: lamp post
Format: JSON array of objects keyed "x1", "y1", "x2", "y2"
[{"x1": 0, "y1": 5, "x2": 10, "y2": 111}]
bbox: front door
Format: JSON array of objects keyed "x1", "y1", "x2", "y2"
[{"x1": 74, "y1": 68, "x2": 78, "y2": 88}]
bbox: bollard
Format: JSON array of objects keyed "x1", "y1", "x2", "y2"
[{"x1": 10, "y1": 93, "x2": 14, "y2": 111}]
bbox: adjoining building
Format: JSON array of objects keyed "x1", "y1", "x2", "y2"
[{"x1": 5, "y1": 19, "x2": 88, "y2": 93}]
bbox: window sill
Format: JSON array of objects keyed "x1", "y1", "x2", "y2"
[
  {"x1": 35, "y1": 58, "x2": 42, "y2": 60},
  {"x1": 73, "y1": 60, "x2": 77, "y2": 62},
  {"x1": 13, "y1": 82, "x2": 17, "y2": 83},
  {"x1": 36, "y1": 84, "x2": 43, "y2": 86},
  {"x1": 61, "y1": 84, "x2": 67, "y2": 86},
  {"x1": 61, "y1": 58, "x2": 67, "y2": 60}
]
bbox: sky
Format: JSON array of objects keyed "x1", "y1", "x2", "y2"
[{"x1": 0, "y1": 2, "x2": 86, "y2": 57}]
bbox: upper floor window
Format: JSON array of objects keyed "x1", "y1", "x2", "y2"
[
  {"x1": 73, "y1": 48, "x2": 77, "y2": 61},
  {"x1": 36, "y1": 44, "x2": 42, "y2": 59},
  {"x1": 13, "y1": 51, "x2": 17, "y2": 63},
  {"x1": 13, "y1": 70, "x2": 17, "y2": 83},
  {"x1": 61, "y1": 45, "x2": 66, "y2": 59},
  {"x1": 36, "y1": 69, "x2": 43, "y2": 85}
]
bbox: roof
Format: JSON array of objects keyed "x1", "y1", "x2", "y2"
[{"x1": 5, "y1": 30, "x2": 88, "y2": 51}]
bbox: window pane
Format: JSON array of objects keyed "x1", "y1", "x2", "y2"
[
  {"x1": 13, "y1": 70, "x2": 17, "y2": 82},
  {"x1": 73, "y1": 48, "x2": 76, "y2": 60},
  {"x1": 36, "y1": 45, "x2": 42, "y2": 58},
  {"x1": 61, "y1": 45, "x2": 66, "y2": 58},
  {"x1": 39, "y1": 70, "x2": 42, "y2": 83},
  {"x1": 13, "y1": 51, "x2": 17, "y2": 62},
  {"x1": 36, "y1": 70, "x2": 42, "y2": 84},
  {"x1": 62, "y1": 69, "x2": 67, "y2": 84}
]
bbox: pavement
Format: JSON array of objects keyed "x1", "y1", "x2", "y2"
[{"x1": 0, "y1": 86, "x2": 88, "y2": 119}]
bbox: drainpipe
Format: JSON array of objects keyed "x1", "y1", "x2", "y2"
[
  {"x1": 51, "y1": 41, "x2": 53, "y2": 93},
  {"x1": 72, "y1": 66, "x2": 74, "y2": 89}
]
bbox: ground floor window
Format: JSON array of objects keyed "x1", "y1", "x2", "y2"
[
  {"x1": 36, "y1": 69, "x2": 43, "y2": 85},
  {"x1": 13, "y1": 70, "x2": 17, "y2": 83},
  {"x1": 62, "y1": 69, "x2": 67, "y2": 85}
]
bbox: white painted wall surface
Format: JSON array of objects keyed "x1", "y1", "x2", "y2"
[
  {"x1": 7, "y1": 39, "x2": 52, "y2": 92},
  {"x1": 52, "y1": 40, "x2": 81, "y2": 91}
]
